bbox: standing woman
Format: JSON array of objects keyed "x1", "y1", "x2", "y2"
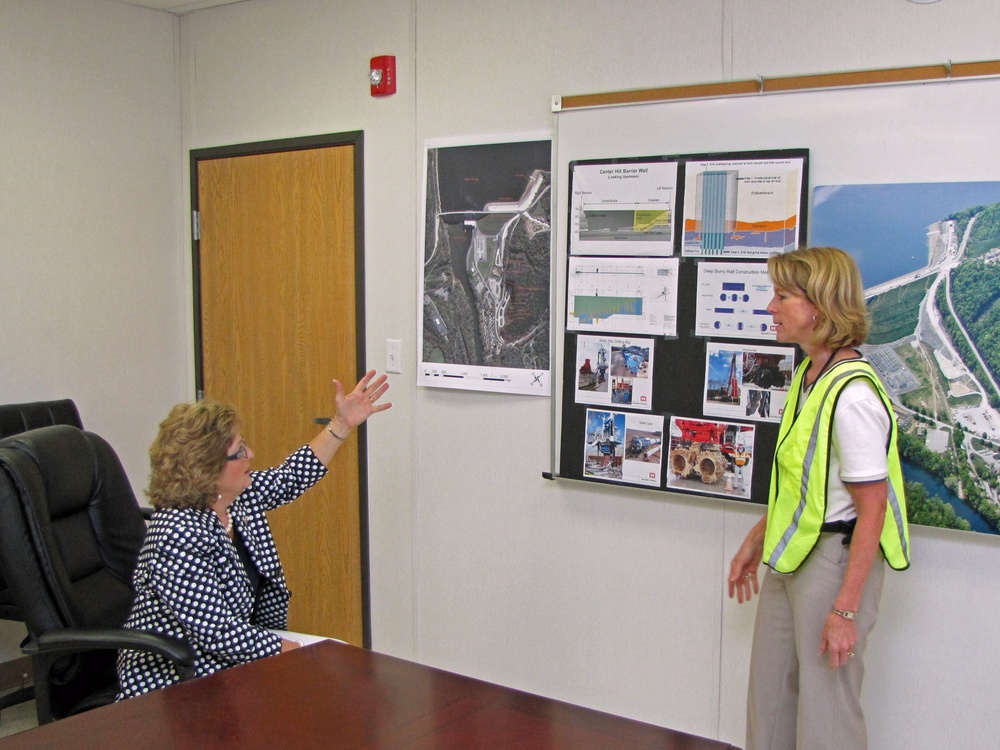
[
  {"x1": 728, "y1": 247, "x2": 909, "y2": 750},
  {"x1": 117, "y1": 370, "x2": 391, "y2": 699}
]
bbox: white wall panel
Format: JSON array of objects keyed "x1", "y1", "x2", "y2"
[{"x1": 0, "y1": 0, "x2": 188, "y2": 503}]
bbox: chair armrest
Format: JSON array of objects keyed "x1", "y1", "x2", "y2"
[{"x1": 24, "y1": 629, "x2": 197, "y2": 681}]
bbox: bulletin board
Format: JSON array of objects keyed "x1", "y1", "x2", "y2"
[
  {"x1": 558, "y1": 149, "x2": 807, "y2": 504},
  {"x1": 548, "y1": 62, "x2": 1000, "y2": 509}
]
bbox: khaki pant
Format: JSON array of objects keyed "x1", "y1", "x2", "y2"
[{"x1": 747, "y1": 533, "x2": 885, "y2": 750}]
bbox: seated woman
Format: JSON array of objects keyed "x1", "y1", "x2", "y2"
[{"x1": 117, "y1": 371, "x2": 390, "y2": 699}]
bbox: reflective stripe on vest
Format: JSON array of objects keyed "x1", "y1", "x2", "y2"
[{"x1": 764, "y1": 358, "x2": 910, "y2": 573}]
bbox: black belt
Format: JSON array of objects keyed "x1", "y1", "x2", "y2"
[{"x1": 820, "y1": 517, "x2": 857, "y2": 545}]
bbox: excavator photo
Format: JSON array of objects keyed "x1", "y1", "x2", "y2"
[{"x1": 669, "y1": 419, "x2": 734, "y2": 485}]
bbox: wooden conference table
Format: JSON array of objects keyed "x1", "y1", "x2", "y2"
[{"x1": 0, "y1": 640, "x2": 739, "y2": 749}]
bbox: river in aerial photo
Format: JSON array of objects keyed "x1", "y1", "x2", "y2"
[
  {"x1": 902, "y1": 460, "x2": 996, "y2": 535},
  {"x1": 812, "y1": 181, "x2": 1000, "y2": 287}
]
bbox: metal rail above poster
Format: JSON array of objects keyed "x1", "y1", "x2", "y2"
[{"x1": 552, "y1": 58, "x2": 1000, "y2": 112}]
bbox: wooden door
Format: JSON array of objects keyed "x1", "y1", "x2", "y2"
[{"x1": 193, "y1": 136, "x2": 366, "y2": 645}]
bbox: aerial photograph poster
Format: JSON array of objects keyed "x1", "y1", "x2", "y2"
[
  {"x1": 813, "y1": 181, "x2": 1000, "y2": 535},
  {"x1": 419, "y1": 134, "x2": 552, "y2": 395}
]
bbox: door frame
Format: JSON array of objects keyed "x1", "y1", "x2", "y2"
[{"x1": 189, "y1": 131, "x2": 373, "y2": 647}]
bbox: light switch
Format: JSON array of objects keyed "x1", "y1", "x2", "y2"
[{"x1": 386, "y1": 339, "x2": 402, "y2": 374}]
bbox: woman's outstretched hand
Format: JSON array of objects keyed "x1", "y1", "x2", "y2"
[
  {"x1": 312, "y1": 370, "x2": 392, "y2": 465},
  {"x1": 334, "y1": 369, "x2": 392, "y2": 429}
]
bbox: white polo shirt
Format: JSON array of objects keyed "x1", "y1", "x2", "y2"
[{"x1": 799, "y1": 375, "x2": 891, "y2": 523}]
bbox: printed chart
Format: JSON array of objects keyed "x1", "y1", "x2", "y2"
[
  {"x1": 567, "y1": 257, "x2": 679, "y2": 336},
  {"x1": 694, "y1": 262, "x2": 775, "y2": 340},
  {"x1": 570, "y1": 161, "x2": 678, "y2": 256},
  {"x1": 682, "y1": 156, "x2": 804, "y2": 258}
]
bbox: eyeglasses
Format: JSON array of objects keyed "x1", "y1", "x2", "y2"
[{"x1": 226, "y1": 441, "x2": 249, "y2": 461}]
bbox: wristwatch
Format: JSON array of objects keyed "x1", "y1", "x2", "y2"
[{"x1": 831, "y1": 606, "x2": 857, "y2": 620}]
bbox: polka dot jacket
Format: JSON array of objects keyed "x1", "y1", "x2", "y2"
[{"x1": 116, "y1": 445, "x2": 327, "y2": 699}]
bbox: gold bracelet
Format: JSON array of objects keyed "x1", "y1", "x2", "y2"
[
  {"x1": 831, "y1": 606, "x2": 857, "y2": 620},
  {"x1": 326, "y1": 422, "x2": 348, "y2": 441}
]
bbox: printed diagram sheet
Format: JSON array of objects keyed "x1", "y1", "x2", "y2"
[
  {"x1": 682, "y1": 156, "x2": 804, "y2": 257},
  {"x1": 703, "y1": 342, "x2": 795, "y2": 423},
  {"x1": 695, "y1": 261, "x2": 775, "y2": 340},
  {"x1": 666, "y1": 416, "x2": 756, "y2": 500},
  {"x1": 584, "y1": 409, "x2": 664, "y2": 487},
  {"x1": 574, "y1": 335, "x2": 654, "y2": 411},
  {"x1": 567, "y1": 257, "x2": 679, "y2": 336},
  {"x1": 570, "y1": 162, "x2": 678, "y2": 256}
]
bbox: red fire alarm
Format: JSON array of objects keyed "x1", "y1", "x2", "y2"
[{"x1": 369, "y1": 55, "x2": 396, "y2": 97}]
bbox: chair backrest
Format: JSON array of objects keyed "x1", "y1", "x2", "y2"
[
  {"x1": 0, "y1": 425, "x2": 146, "y2": 634},
  {"x1": 0, "y1": 425, "x2": 148, "y2": 717},
  {"x1": 0, "y1": 399, "x2": 85, "y2": 621},
  {"x1": 0, "y1": 400, "x2": 83, "y2": 440}
]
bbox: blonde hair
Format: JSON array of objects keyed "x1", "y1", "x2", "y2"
[
  {"x1": 147, "y1": 400, "x2": 240, "y2": 510},
  {"x1": 767, "y1": 246, "x2": 869, "y2": 349}
]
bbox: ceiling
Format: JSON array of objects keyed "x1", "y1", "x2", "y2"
[
  {"x1": 109, "y1": 0, "x2": 248, "y2": 13},
  {"x1": 115, "y1": 0, "x2": 946, "y2": 14}
]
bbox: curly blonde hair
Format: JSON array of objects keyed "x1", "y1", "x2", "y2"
[
  {"x1": 147, "y1": 400, "x2": 241, "y2": 510},
  {"x1": 767, "y1": 246, "x2": 869, "y2": 349}
]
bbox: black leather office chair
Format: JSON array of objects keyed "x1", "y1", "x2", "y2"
[
  {"x1": 0, "y1": 425, "x2": 196, "y2": 723},
  {"x1": 0, "y1": 400, "x2": 86, "y2": 713}
]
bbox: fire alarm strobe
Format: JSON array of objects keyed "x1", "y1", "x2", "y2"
[{"x1": 370, "y1": 55, "x2": 396, "y2": 96}]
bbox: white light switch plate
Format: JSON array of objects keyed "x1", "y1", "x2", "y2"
[{"x1": 386, "y1": 339, "x2": 402, "y2": 373}]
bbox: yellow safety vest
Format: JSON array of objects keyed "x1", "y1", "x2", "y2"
[{"x1": 763, "y1": 358, "x2": 910, "y2": 573}]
